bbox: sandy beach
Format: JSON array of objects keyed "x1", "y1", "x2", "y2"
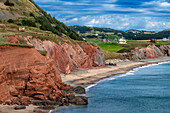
[{"x1": 61, "y1": 57, "x2": 170, "y2": 87}]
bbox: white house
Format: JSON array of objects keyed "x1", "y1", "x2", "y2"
[
  {"x1": 118, "y1": 37, "x2": 127, "y2": 44},
  {"x1": 162, "y1": 38, "x2": 168, "y2": 41}
]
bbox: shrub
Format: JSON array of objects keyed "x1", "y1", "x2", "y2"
[
  {"x1": 22, "y1": 20, "x2": 36, "y2": 27},
  {"x1": 30, "y1": 12, "x2": 35, "y2": 17},
  {"x1": 4, "y1": 0, "x2": 14, "y2": 6},
  {"x1": 7, "y1": 19, "x2": 14, "y2": 23}
]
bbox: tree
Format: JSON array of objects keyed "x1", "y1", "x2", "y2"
[
  {"x1": 22, "y1": 20, "x2": 36, "y2": 27},
  {"x1": 7, "y1": 19, "x2": 14, "y2": 23},
  {"x1": 4, "y1": 0, "x2": 14, "y2": 6},
  {"x1": 30, "y1": 12, "x2": 35, "y2": 17}
]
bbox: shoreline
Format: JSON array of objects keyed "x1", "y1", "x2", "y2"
[
  {"x1": 1, "y1": 57, "x2": 170, "y2": 113},
  {"x1": 62, "y1": 57, "x2": 170, "y2": 87}
]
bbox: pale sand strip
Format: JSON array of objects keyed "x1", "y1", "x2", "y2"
[{"x1": 62, "y1": 57, "x2": 170, "y2": 87}]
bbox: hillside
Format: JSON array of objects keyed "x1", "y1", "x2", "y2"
[
  {"x1": 69, "y1": 26, "x2": 170, "y2": 40},
  {"x1": 0, "y1": 0, "x2": 82, "y2": 41}
]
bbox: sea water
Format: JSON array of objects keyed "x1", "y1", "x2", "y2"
[{"x1": 55, "y1": 62, "x2": 170, "y2": 113}]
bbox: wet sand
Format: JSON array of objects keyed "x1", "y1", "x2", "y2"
[
  {"x1": 61, "y1": 57, "x2": 170, "y2": 87},
  {"x1": 0, "y1": 105, "x2": 39, "y2": 113}
]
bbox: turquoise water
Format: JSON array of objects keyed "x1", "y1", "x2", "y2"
[{"x1": 55, "y1": 62, "x2": 170, "y2": 113}]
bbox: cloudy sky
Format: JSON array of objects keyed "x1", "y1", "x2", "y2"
[{"x1": 34, "y1": 0, "x2": 170, "y2": 31}]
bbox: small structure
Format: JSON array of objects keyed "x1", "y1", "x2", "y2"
[
  {"x1": 162, "y1": 38, "x2": 168, "y2": 41},
  {"x1": 113, "y1": 39, "x2": 117, "y2": 41},
  {"x1": 102, "y1": 39, "x2": 107, "y2": 42},
  {"x1": 18, "y1": 27, "x2": 25, "y2": 32},
  {"x1": 118, "y1": 37, "x2": 127, "y2": 44},
  {"x1": 150, "y1": 39, "x2": 157, "y2": 43}
]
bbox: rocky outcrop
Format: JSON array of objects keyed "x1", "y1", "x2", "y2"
[
  {"x1": 132, "y1": 45, "x2": 170, "y2": 60},
  {"x1": 105, "y1": 59, "x2": 130, "y2": 65},
  {"x1": 25, "y1": 36, "x2": 105, "y2": 74},
  {"x1": 0, "y1": 45, "x2": 87, "y2": 105},
  {"x1": 160, "y1": 45, "x2": 170, "y2": 56}
]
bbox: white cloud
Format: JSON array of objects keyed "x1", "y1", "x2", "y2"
[
  {"x1": 35, "y1": 0, "x2": 170, "y2": 31},
  {"x1": 160, "y1": 2, "x2": 170, "y2": 7},
  {"x1": 143, "y1": 0, "x2": 170, "y2": 8},
  {"x1": 86, "y1": 19, "x2": 99, "y2": 26},
  {"x1": 61, "y1": 14, "x2": 170, "y2": 31}
]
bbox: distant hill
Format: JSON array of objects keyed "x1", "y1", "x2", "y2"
[
  {"x1": 69, "y1": 25, "x2": 124, "y2": 35},
  {"x1": 69, "y1": 26, "x2": 170, "y2": 40},
  {"x1": 125, "y1": 30, "x2": 156, "y2": 34},
  {"x1": 0, "y1": 0, "x2": 83, "y2": 41}
]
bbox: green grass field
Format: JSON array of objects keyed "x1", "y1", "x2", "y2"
[
  {"x1": 98, "y1": 43, "x2": 124, "y2": 52},
  {"x1": 153, "y1": 41, "x2": 170, "y2": 46},
  {"x1": 86, "y1": 39, "x2": 124, "y2": 52}
]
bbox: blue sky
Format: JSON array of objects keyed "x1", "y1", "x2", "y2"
[{"x1": 34, "y1": 0, "x2": 170, "y2": 31}]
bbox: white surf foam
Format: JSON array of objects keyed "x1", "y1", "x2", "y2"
[{"x1": 85, "y1": 61, "x2": 170, "y2": 92}]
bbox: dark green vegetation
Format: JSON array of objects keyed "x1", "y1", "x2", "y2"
[
  {"x1": 34, "y1": 15, "x2": 82, "y2": 40},
  {"x1": 4, "y1": 0, "x2": 14, "y2": 6},
  {"x1": 1, "y1": 0, "x2": 82, "y2": 41},
  {"x1": 69, "y1": 26, "x2": 170, "y2": 40}
]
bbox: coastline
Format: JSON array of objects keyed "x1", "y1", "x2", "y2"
[
  {"x1": 1, "y1": 57, "x2": 170, "y2": 113},
  {"x1": 62, "y1": 57, "x2": 170, "y2": 87}
]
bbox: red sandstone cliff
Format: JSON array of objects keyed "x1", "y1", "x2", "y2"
[
  {"x1": 132, "y1": 45, "x2": 170, "y2": 60},
  {"x1": 26, "y1": 38, "x2": 105, "y2": 74},
  {"x1": 0, "y1": 45, "x2": 73, "y2": 105}
]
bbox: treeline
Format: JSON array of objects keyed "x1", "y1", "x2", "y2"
[
  {"x1": 122, "y1": 31, "x2": 170, "y2": 40},
  {"x1": 4, "y1": 0, "x2": 14, "y2": 6},
  {"x1": 69, "y1": 26, "x2": 123, "y2": 34},
  {"x1": 70, "y1": 26, "x2": 170, "y2": 40}
]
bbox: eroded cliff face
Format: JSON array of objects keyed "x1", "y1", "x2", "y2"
[
  {"x1": 3, "y1": 35, "x2": 105, "y2": 74},
  {"x1": 0, "y1": 45, "x2": 72, "y2": 105},
  {"x1": 24, "y1": 36, "x2": 105, "y2": 74},
  {"x1": 160, "y1": 45, "x2": 170, "y2": 56},
  {"x1": 132, "y1": 45, "x2": 170, "y2": 60}
]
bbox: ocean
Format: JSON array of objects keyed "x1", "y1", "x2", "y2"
[{"x1": 55, "y1": 61, "x2": 170, "y2": 113}]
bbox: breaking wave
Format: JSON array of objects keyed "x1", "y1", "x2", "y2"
[{"x1": 85, "y1": 61, "x2": 170, "y2": 92}]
